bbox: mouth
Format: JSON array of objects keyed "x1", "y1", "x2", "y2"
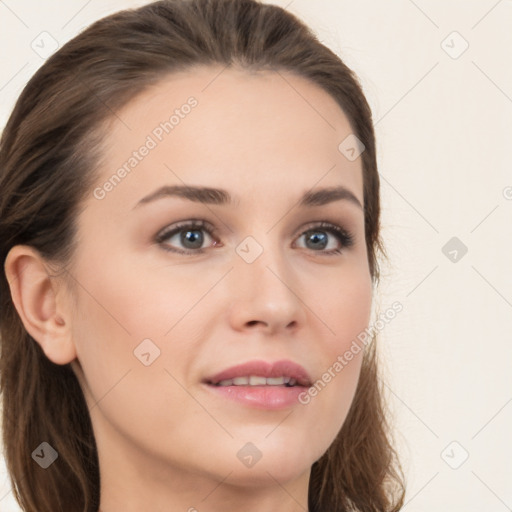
[
  {"x1": 203, "y1": 359, "x2": 313, "y2": 388},
  {"x1": 202, "y1": 359, "x2": 312, "y2": 410},
  {"x1": 208, "y1": 375, "x2": 302, "y2": 387}
]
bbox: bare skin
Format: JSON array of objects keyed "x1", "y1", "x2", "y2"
[{"x1": 5, "y1": 65, "x2": 373, "y2": 512}]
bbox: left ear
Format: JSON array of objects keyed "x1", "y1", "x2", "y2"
[{"x1": 4, "y1": 244, "x2": 77, "y2": 365}]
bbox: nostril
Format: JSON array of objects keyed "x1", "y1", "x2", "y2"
[{"x1": 246, "y1": 320, "x2": 269, "y2": 328}]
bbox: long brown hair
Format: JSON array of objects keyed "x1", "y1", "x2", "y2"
[{"x1": 0, "y1": 0, "x2": 405, "y2": 510}]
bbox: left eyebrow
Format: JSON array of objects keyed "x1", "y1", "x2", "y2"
[
  {"x1": 300, "y1": 186, "x2": 363, "y2": 210},
  {"x1": 132, "y1": 184, "x2": 363, "y2": 210}
]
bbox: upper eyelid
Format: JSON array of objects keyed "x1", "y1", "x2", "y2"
[
  {"x1": 156, "y1": 219, "x2": 217, "y2": 239},
  {"x1": 156, "y1": 218, "x2": 351, "y2": 236},
  {"x1": 155, "y1": 219, "x2": 355, "y2": 248}
]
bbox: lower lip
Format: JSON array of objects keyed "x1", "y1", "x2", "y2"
[{"x1": 204, "y1": 384, "x2": 307, "y2": 410}]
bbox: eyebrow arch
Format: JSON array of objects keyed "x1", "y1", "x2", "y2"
[{"x1": 133, "y1": 184, "x2": 363, "y2": 210}]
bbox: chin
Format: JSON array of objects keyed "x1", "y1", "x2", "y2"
[
  {"x1": 220, "y1": 457, "x2": 312, "y2": 489},
  {"x1": 214, "y1": 436, "x2": 321, "y2": 487}
]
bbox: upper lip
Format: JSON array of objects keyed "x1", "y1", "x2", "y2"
[{"x1": 204, "y1": 359, "x2": 312, "y2": 387}]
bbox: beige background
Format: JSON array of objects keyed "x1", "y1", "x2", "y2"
[{"x1": 1, "y1": 1, "x2": 511, "y2": 510}]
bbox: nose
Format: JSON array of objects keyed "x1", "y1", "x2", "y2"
[{"x1": 226, "y1": 241, "x2": 307, "y2": 335}]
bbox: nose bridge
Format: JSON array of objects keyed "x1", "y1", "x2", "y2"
[
  {"x1": 235, "y1": 230, "x2": 287, "y2": 289},
  {"x1": 228, "y1": 230, "x2": 305, "y2": 332},
  {"x1": 254, "y1": 247, "x2": 289, "y2": 295}
]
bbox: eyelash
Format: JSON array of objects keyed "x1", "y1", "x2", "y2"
[{"x1": 155, "y1": 219, "x2": 355, "y2": 256}]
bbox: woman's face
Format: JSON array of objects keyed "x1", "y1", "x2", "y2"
[{"x1": 66, "y1": 65, "x2": 373, "y2": 501}]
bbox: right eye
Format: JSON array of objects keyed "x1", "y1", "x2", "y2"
[{"x1": 155, "y1": 219, "x2": 221, "y2": 254}]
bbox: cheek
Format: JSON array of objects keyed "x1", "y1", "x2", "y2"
[
  {"x1": 68, "y1": 259, "x2": 204, "y2": 451},
  {"x1": 68, "y1": 244, "x2": 227, "y2": 416},
  {"x1": 71, "y1": 244, "x2": 207, "y2": 343},
  {"x1": 327, "y1": 268, "x2": 372, "y2": 382},
  {"x1": 314, "y1": 264, "x2": 373, "y2": 354},
  {"x1": 297, "y1": 265, "x2": 372, "y2": 436}
]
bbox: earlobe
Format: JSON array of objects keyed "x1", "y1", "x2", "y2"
[{"x1": 4, "y1": 245, "x2": 77, "y2": 365}]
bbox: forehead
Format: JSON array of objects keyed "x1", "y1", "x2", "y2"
[{"x1": 91, "y1": 65, "x2": 364, "y2": 214}]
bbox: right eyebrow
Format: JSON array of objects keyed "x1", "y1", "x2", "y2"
[{"x1": 133, "y1": 184, "x2": 234, "y2": 209}]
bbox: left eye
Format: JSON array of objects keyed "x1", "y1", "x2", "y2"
[
  {"x1": 156, "y1": 220, "x2": 354, "y2": 255},
  {"x1": 295, "y1": 222, "x2": 354, "y2": 254}
]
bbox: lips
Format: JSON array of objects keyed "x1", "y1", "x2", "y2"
[{"x1": 203, "y1": 359, "x2": 312, "y2": 388}]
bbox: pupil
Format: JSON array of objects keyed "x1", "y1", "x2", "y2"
[
  {"x1": 182, "y1": 230, "x2": 203, "y2": 249},
  {"x1": 307, "y1": 231, "x2": 327, "y2": 249}
]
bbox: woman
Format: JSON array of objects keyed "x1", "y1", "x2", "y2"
[{"x1": 0, "y1": 0, "x2": 405, "y2": 510}]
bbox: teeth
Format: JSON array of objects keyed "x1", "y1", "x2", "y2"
[
  {"x1": 215, "y1": 375, "x2": 297, "y2": 387},
  {"x1": 249, "y1": 376, "x2": 267, "y2": 385},
  {"x1": 266, "y1": 377, "x2": 285, "y2": 385}
]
